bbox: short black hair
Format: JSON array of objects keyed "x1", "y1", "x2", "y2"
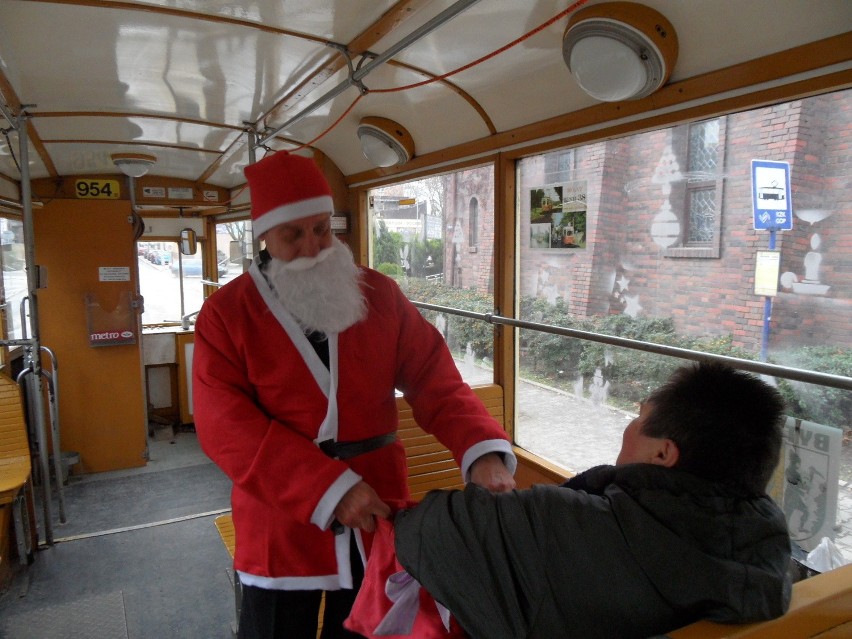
[{"x1": 642, "y1": 361, "x2": 785, "y2": 494}]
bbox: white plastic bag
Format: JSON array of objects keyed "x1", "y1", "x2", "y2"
[{"x1": 803, "y1": 537, "x2": 851, "y2": 573}]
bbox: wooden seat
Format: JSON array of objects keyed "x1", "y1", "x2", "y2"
[
  {"x1": 214, "y1": 514, "x2": 242, "y2": 636},
  {"x1": 0, "y1": 373, "x2": 33, "y2": 568},
  {"x1": 214, "y1": 387, "x2": 505, "y2": 635},
  {"x1": 215, "y1": 513, "x2": 326, "y2": 637},
  {"x1": 400, "y1": 385, "x2": 504, "y2": 501},
  {"x1": 215, "y1": 386, "x2": 852, "y2": 638},
  {"x1": 666, "y1": 563, "x2": 852, "y2": 638}
]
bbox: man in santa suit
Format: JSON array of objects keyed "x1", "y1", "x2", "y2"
[{"x1": 193, "y1": 150, "x2": 516, "y2": 639}]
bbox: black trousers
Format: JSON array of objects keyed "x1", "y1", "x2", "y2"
[{"x1": 238, "y1": 535, "x2": 366, "y2": 639}]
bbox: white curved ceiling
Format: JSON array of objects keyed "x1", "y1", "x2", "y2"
[{"x1": 0, "y1": 0, "x2": 850, "y2": 194}]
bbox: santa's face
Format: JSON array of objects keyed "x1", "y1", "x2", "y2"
[
  {"x1": 261, "y1": 212, "x2": 333, "y2": 263},
  {"x1": 265, "y1": 236, "x2": 367, "y2": 335}
]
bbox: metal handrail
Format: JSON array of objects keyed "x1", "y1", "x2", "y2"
[{"x1": 411, "y1": 301, "x2": 852, "y2": 392}]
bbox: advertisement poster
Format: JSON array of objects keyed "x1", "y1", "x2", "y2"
[
  {"x1": 768, "y1": 416, "x2": 842, "y2": 552},
  {"x1": 529, "y1": 180, "x2": 587, "y2": 250}
]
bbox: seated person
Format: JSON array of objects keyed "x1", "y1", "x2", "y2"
[{"x1": 391, "y1": 362, "x2": 792, "y2": 638}]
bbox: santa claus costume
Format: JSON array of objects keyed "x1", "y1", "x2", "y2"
[{"x1": 193, "y1": 151, "x2": 514, "y2": 634}]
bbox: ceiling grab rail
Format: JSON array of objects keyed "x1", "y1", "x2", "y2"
[{"x1": 255, "y1": 0, "x2": 482, "y2": 148}]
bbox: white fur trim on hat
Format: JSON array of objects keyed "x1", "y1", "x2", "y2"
[{"x1": 253, "y1": 195, "x2": 334, "y2": 237}]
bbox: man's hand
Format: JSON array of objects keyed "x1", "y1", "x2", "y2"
[
  {"x1": 470, "y1": 453, "x2": 516, "y2": 493},
  {"x1": 333, "y1": 481, "x2": 392, "y2": 533}
]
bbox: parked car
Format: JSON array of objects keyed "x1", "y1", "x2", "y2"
[{"x1": 171, "y1": 257, "x2": 202, "y2": 277}]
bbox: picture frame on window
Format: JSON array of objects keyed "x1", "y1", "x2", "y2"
[{"x1": 528, "y1": 180, "x2": 587, "y2": 250}]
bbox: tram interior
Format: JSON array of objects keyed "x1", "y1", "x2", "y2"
[{"x1": 0, "y1": 0, "x2": 851, "y2": 636}]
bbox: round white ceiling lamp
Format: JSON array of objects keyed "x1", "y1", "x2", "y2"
[
  {"x1": 562, "y1": 2, "x2": 678, "y2": 102},
  {"x1": 357, "y1": 117, "x2": 415, "y2": 168},
  {"x1": 111, "y1": 152, "x2": 157, "y2": 178}
]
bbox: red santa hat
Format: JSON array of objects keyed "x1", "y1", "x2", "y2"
[{"x1": 244, "y1": 151, "x2": 334, "y2": 237}]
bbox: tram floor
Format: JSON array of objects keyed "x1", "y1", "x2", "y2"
[{"x1": 0, "y1": 431, "x2": 236, "y2": 639}]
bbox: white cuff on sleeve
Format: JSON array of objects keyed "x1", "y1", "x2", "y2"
[
  {"x1": 310, "y1": 468, "x2": 362, "y2": 530},
  {"x1": 461, "y1": 439, "x2": 517, "y2": 482}
]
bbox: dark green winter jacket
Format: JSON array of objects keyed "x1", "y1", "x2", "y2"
[{"x1": 394, "y1": 464, "x2": 791, "y2": 639}]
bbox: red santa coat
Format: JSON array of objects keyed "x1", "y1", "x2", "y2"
[{"x1": 193, "y1": 261, "x2": 513, "y2": 587}]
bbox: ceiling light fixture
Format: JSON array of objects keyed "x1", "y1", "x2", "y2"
[
  {"x1": 111, "y1": 152, "x2": 157, "y2": 178},
  {"x1": 562, "y1": 1, "x2": 678, "y2": 102},
  {"x1": 356, "y1": 117, "x2": 415, "y2": 168}
]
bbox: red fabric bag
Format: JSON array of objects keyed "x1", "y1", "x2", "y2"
[{"x1": 344, "y1": 508, "x2": 466, "y2": 638}]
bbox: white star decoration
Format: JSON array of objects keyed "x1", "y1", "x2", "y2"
[{"x1": 623, "y1": 294, "x2": 642, "y2": 318}]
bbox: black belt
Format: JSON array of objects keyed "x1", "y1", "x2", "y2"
[{"x1": 318, "y1": 432, "x2": 397, "y2": 460}]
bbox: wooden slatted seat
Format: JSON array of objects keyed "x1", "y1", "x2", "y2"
[
  {"x1": 400, "y1": 385, "x2": 504, "y2": 500},
  {"x1": 214, "y1": 387, "x2": 504, "y2": 634},
  {"x1": 666, "y1": 563, "x2": 852, "y2": 638},
  {"x1": 215, "y1": 513, "x2": 325, "y2": 636},
  {"x1": 0, "y1": 373, "x2": 33, "y2": 568},
  {"x1": 215, "y1": 386, "x2": 852, "y2": 638}
]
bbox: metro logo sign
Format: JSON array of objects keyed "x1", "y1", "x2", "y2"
[{"x1": 89, "y1": 330, "x2": 136, "y2": 347}]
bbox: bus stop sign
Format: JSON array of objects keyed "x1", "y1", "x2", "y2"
[{"x1": 751, "y1": 159, "x2": 792, "y2": 230}]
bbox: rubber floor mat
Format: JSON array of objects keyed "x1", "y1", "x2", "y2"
[{"x1": 2, "y1": 590, "x2": 128, "y2": 638}]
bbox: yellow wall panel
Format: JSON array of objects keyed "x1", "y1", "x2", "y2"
[{"x1": 34, "y1": 198, "x2": 146, "y2": 473}]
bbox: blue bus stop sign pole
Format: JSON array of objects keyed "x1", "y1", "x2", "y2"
[
  {"x1": 752, "y1": 159, "x2": 791, "y2": 362},
  {"x1": 760, "y1": 229, "x2": 776, "y2": 362}
]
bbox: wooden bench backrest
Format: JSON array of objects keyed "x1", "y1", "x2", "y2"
[
  {"x1": 213, "y1": 384, "x2": 506, "y2": 558},
  {"x1": 215, "y1": 385, "x2": 851, "y2": 638},
  {"x1": 397, "y1": 385, "x2": 504, "y2": 501},
  {"x1": 0, "y1": 374, "x2": 31, "y2": 502},
  {"x1": 666, "y1": 563, "x2": 852, "y2": 638}
]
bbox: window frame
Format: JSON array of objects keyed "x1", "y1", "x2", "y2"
[{"x1": 663, "y1": 117, "x2": 727, "y2": 259}]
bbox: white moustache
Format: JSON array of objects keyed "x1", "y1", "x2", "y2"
[{"x1": 280, "y1": 246, "x2": 335, "y2": 271}]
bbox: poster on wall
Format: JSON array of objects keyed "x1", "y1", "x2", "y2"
[
  {"x1": 767, "y1": 416, "x2": 841, "y2": 552},
  {"x1": 528, "y1": 180, "x2": 587, "y2": 250}
]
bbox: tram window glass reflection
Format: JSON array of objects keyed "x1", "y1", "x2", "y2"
[
  {"x1": 138, "y1": 240, "x2": 202, "y2": 324},
  {"x1": 0, "y1": 217, "x2": 25, "y2": 341},
  {"x1": 514, "y1": 89, "x2": 851, "y2": 510},
  {"x1": 367, "y1": 166, "x2": 495, "y2": 386},
  {"x1": 215, "y1": 219, "x2": 253, "y2": 284}
]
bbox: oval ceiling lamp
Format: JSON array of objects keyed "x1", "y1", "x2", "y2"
[
  {"x1": 111, "y1": 152, "x2": 157, "y2": 178},
  {"x1": 357, "y1": 117, "x2": 415, "y2": 168},
  {"x1": 562, "y1": 2, "x2": 678, "y2": 102}
]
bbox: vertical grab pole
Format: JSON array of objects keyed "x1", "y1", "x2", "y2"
[
  {"x1": 18, "y1": 111, "x2": 54, "y2": 545},
  {"x1": 41, "y1": 346, "x2": 66, "y2": 523}
]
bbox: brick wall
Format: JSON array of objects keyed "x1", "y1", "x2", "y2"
[{"x1": 509, "y1": 90, "x2": 851, "y2": 353}]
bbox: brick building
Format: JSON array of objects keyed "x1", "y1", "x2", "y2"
[{"x1": 511, "y1": 89, "x2": 851, "y2": 353}]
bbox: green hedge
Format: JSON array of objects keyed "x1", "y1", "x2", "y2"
[{"x1": 397, "y1": 277, "x2": 850, "y2": 430}]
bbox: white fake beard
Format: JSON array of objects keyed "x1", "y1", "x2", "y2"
[{"x1": 265, "y1": 238, "x2": 367, "y2": 334}]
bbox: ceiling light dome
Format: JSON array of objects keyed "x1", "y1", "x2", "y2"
[
  {"x1": 563, "y1": 2, "x2": 678, "y2": 102},
  {"x1": 357, "y1": 117, "x2": 415, "y2": 167},
  {"x1": 111, "y1": 152, "x2": 157, "y2": 178}
]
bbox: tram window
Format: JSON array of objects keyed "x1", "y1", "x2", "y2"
[
  {"x1": 138, "y1": 241, "x2": 203, "y2": 324},
  {"x1": 0, "y1": 217, "x2": 25, "y2": 341},
  {"x1": 214, "y1": 220, "x2": 253, "y2": 285},
  {"x1": 368, "y1": 167, "x2": 495, "y2": 386},
  {"x1": 514, "y1": 89, "x2": 851, "y2": 501}
]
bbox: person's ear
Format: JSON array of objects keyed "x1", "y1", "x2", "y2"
[{"x1": 650, "y1": 438, "x2": 679, "y2": 468}]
